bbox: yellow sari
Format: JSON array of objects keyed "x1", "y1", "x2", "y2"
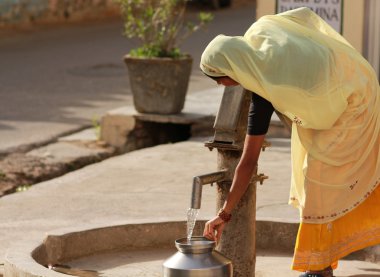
[
  {"x1": 293, "y1": 182, "x2": 380, "y2": 271},
  {"x1": 200, "y1": 7, "x2": 380, "y2": 271}
]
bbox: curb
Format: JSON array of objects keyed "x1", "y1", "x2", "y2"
[
  {"x1": 5, "y1": 219, "x2": 298, "y2": 277},
  {"x1": 7, "y1": 218, "x2": 380, "y2": 276}
]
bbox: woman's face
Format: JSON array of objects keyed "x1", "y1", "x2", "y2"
[{"x1": 216, "y1": 77, "x2": 240, "y2": 87}]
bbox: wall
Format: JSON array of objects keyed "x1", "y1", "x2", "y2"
[
  {"x1": 364, "y1": 0, "x2": 380, "y2": 79},
  {"x1": 0, "y1": 0, "x2": 119, "y2": 27},
  {"x1": 255, "y1": 0, "x2": 365, "y2": 54},
  {"x1": 342, "y1": 0, "x2": 365, "y2": 54}
]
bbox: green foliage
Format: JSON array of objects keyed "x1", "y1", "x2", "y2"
[{"x1": 115, "y1": 0, "x2": 213, "y2": 58}]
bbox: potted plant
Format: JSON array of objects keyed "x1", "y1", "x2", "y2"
[{"x1": 115, "y1": 0, "x2": 213, "y2": 114}]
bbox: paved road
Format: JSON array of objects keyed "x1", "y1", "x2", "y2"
[{"x1": 0, "y1": 4, "x2": 255, "y2": 154}]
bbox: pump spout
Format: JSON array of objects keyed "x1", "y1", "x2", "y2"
[{"x1": 191, "y1": 170, "x2": 227, "y2": 209}]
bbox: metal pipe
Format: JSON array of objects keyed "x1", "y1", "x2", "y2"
[{"x1": 190, "y1": 170, "x2": 227, "y2": 209}]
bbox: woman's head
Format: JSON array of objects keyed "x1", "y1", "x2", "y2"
[
  {"x1": 205, "y1": 75, "x2": 240, "y2": 87},
  {"x1": 200, "y1": 35, "x2": 249, "y2": 86},
  {"x1": 201, "y1": 35, "x2": 239, "y2": 77}
]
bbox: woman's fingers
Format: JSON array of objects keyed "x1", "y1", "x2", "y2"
[
  {"x1": 207, "y1": 222, "x2": 216, "y2": 240},
  {"x1": 215, "y1": 223, "x2": 225, "y2": 243},
  {"x1": 203, "y1": 221, "x2": 214, "y2": 240},
  {"x1": 203, "y1": 217, "x2": 225, "y2": 241},
  {"x1": 203, "y1": 222, "x2": 211, "y2": 238}
]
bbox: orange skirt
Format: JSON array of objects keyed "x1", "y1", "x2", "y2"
[{"x1": 292, "y1": 182, "x2": 380, "y2": 272}]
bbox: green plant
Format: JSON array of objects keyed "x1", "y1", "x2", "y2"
[{"x1": 115, "y1": 0, "x2": 213, "y2": 58}]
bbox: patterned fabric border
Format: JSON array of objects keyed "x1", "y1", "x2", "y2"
[
  {"x1": 300, "y1": 176, "x2": 380, "y2": 221},
  {"x1": 293, "y1": 225, "x2": 380, "y2": 269}
]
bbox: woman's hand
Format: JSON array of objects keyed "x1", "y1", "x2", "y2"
[{"x1": 203, "y1": 216, "x2": 225, "y2": 243}]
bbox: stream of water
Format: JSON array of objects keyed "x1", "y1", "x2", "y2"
[{"x1": 186, "y1": 208, "x2": 199, "y2": 244}]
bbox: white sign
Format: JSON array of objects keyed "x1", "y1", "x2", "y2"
[{"x1": 276, "y1": 0, "x2": 343, "y2": 33}]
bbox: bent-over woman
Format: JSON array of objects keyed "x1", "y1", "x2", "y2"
[{"x1": 200, "y1": 7, "x2": 380, "y2": 277}]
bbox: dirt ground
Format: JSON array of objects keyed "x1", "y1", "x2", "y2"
[{"x1": 0, "y1": 141, "x2": 115, "y2": 197}]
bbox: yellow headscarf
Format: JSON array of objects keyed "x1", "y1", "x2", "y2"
[{"x1": 201, "y1": 7, "x2": 380, "y2": 223}]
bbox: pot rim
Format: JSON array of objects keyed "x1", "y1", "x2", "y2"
[{"x1": 175, "y1": 236, "x2": 215, "y2": 254}]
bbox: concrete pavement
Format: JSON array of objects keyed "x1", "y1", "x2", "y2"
[
  {"x1": 0, "y1": 133, "x2": 293, "y2": 275},
  {"x1": 3, "y1": 132, "x2": 380, "y2": 276}
]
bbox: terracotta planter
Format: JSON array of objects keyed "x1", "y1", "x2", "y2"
[{"x1": 124, "y1": 55, "x2": 193, "y2": 114}]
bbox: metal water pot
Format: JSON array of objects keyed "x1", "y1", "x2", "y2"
[{"x1": 163, "y1": 236, "x2": 233, "y2": 277}]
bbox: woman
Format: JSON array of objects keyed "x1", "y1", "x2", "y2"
[{"x1": 200, "y1": 7, "x2": 380, "y2": 277}]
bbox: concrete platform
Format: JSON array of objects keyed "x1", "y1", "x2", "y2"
[
  {"x1": 6, "y1": 218, "x2": 380, "y2": 277},
  {"x1": 3, "y1": 137, "x2": 380, "y2": 276},
  {"x1": 7, "y1": 226, "x2": 380, "y2": 277}
]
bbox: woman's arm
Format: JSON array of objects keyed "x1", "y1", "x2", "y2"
[
  {"x1": 203, "y1": 134, "x2": 265, "y2": 241},
  {"x1": 203, "y1": 92, "x2": 273, "y2": 242},
  {"x1": 224, "y1": 93, "x2": 273, "y2": 213},
  {"x1": 223, "y1": 134, "x2": 265, "y2": 213}
]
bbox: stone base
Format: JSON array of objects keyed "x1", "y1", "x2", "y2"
[{"x1": 100, "y1": 106, "x2": 216, "y2": 153}]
